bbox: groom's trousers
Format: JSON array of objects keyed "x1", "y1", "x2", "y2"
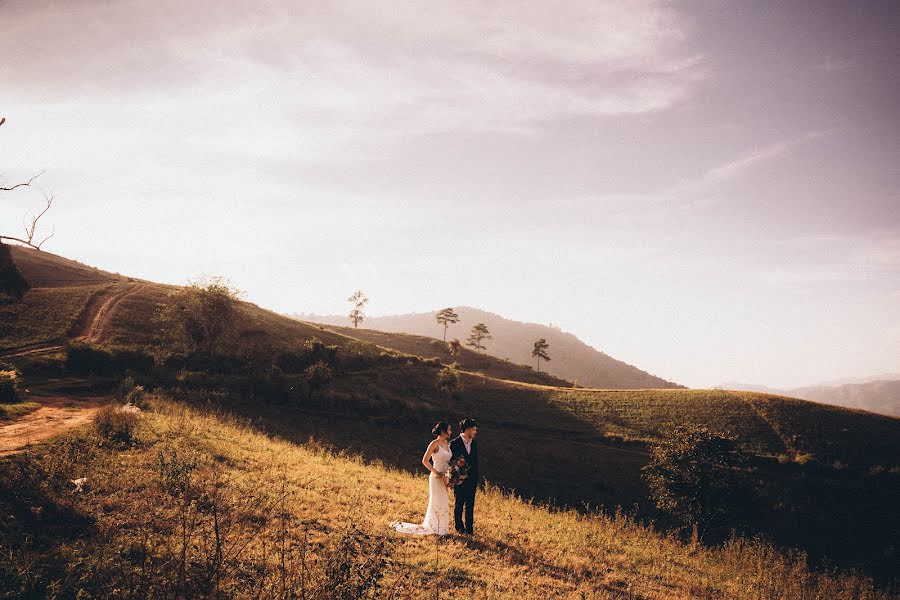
[{"x1": 454, "y1": 482, "x2": 476, "y2": 534}]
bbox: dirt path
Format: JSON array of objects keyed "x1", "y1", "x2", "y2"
[
  {"x1": 78, "y1": 282, "x2": 146, "y2": 343},
  {"x1": 0, "y1": 395, "x2": 106, "y2": 456}
]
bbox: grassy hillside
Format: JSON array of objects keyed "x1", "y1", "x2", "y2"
[
  {"x1": 294, "y1": 307, "x2": 683, "y2": 389},
  {"x1": 5, "y1": 247, "x2": 566, "y2": 388},
  {"x1": 0, "y1": 396, "x2": 893, "y2": 599},
  {"x1": 308, "y1": 324, "x2": 572, "y2": 386},
  {"x1": 0, "y1": 283, "x2": 109, "y2": 349},
  {"x1": 4, "y1": 245, "x2": 900, "y2": 582}
]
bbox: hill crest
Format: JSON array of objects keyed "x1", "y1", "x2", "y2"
[{"x1": 293, "y1": 306, "x2": 684, "y2": 390}]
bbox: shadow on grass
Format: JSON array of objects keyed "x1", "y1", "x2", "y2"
[{"x1": 0, "y1": 453, "x2": 96, "y2": 597}]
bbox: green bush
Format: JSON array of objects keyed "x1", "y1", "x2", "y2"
[
  {"x1": 66, "y1": 342, "x2": 154, "y2": 375},
  {"x1": 436, "y1": 365, "x2": 461, "y2": 397},
  {"x1": 93, "y1": 404, "x2": 139, "y2": 447},
  {"x1": 642, "y1": 425, "x2": 754, "y2": 539},
  {"x1": 0, "y1": 369, "x2": 23, "y2": 403},
  {"x1": 303, "y1": 337, "x2": 337, "y2": 365},
  {"x1": 303, "y1": 360, "x2": 333, "y2": 403}
]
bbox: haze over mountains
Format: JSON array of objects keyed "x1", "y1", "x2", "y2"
[
  {"x1": 292, "y1": 307, "x2": 683, "y2": 390},
  {"x1": 723, "y1": 377, "x2": 900, "y2": 417}
]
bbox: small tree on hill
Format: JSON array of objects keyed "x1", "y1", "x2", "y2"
[
  {"x1": 642, "y1": 425, "x2": 753, "y2": 539},
  {"x1": 436, "y1": 364, "x2": 461, "y2": 398},
  {"x1": 435, "y1": 307, "x2": 460, "y2": 341},
  {"x1": 303, "y1": 360, "x2": 333, "y2": 403},
  {"x1": 157, "y1": 277, "x2": 241, "y2": 357},
  {"x1": 465, "y1": 323, "x2": 491, "y2": 353},
  {"x1": 447, "y1": 338, "x2": 462, "y2": 359},
  {"x1": 531, "y1": 338, "x2": 550, "y2": 373},
  {"x1": 347, "y1": 290, "x2": 368, "y2": 328}
]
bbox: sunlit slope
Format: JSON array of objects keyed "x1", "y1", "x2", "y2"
[
  {"x1": 543, "y1": 386, "x2": 900, "y2": 465},
  {"x1": 7, "y1": 245, "x2": 899, "y2": 472},
  {"x1": 296, "y1": 307, "x2": 684, "y2": 389},
  {"x1": 315, "y1": 324, "x2": 571, "y2": 386},
  {"x1": 5, "y1": 246, "x2": 571, "y2": 386},
  {"x1": 0, "y1": 398, "x2": 890, "y2": 599}
]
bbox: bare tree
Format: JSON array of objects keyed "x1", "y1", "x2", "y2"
[
  {"x1": 1, "y1": 117, "x2": 55, "y2": 250},
  {"x1": 1, "y1": 191, "x2": 56, "y2": 250},
  {"x1": 0, "y1": 170, "x2": 44, "y2": 193}
]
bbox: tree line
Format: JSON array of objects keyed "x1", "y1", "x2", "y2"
[{"x1": 345, "y1": 296, "x2": 553, "y2": 373}]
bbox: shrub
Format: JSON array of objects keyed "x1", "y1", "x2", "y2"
[
  {"x1": 114, "y1": 374, "x2": 149, "y2": 408},
  {"x1": 303, "y1": 360, "x2": 333, "y2": 402},
  {"x1": 303, "y1": 337, "x2": 337, "y2": 364},
  {"x1": 155, "y1": 277, "x2": 241, "y2": 357},
  {"x1": 318, "y1": 524, "x2": 393, "y2": 599},
  {"x1": 66, "y1": 342, "x2": 154, "y2": 375},
  {"x1": 93, "y1": 404, "x2": 139, "y2": 447},
  {"x1": 436, "y1": 365, "x2": 461, "y2": 397},
  {"x1": 338, "y1": 339, "x2": 380, "y2": 371},
  {"x1": 124, "y1": 385, "x2": 148, "y2": 409},
  {"x1": 642, "y1": 425, "x2": 754, "y2": 538},
  {"x1": 273, "y1": 350, "x2": 308, "y2": 374},
  {"x1": 114, "y1": 374, "x2": 137, "y2": 401},
  {"x1": 0, "y1": 369, "x2": 23, "y2": 403},
  {"x1": 156, "y1": 446, "x2": 199, "y2": 496}
]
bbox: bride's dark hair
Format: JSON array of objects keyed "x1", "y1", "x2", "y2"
[{"x1": 431, "y1": 421, "x2": 450, "y2": 437}]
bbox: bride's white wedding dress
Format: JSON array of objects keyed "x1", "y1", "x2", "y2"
[{"x1": 390, "y1": 443, "x2": 451, "y2": 536}]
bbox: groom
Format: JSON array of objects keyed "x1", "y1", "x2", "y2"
[{"x1": 450, "y1": 417, "x2": 479, "y2": 536}]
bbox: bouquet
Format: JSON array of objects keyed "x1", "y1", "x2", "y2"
[{"x1": 446, "y1": 455, "x2": 470, "y2": 487}]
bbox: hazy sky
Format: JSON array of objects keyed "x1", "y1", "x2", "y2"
[{"x1": 2, "y1": 0, "x2": 898, "y2": 388}]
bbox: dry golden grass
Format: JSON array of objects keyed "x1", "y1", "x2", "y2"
[{"x1": 1, "y1": 397, "x2": 893, "y2": 599}]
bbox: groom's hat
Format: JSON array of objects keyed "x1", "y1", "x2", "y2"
[{"x1": 459, "y1": 417, "x2": 478, "y2": 432}]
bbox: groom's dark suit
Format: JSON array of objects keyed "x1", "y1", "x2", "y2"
[{"x1": 450, "y1": 435, "x2": 479, "y2": 535}]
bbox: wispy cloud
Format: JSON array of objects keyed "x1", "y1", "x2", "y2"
[
  {"x1": 1, "y1": 0, "x2": 705, "y2": 144},
  {"x1": 672, "y1": 129, "x2": 836, "y2": 209}
]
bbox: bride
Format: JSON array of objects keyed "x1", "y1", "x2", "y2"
[{"x1": 390, "y1": 421, "x2": 453, "y2": 536}]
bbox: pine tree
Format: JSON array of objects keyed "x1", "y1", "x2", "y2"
[
  {"x1": 466, "y1": 323, "x2": 491, "y2": 353},
  {"x1": 531, "y1": 338, "x2": 551, "y2": 373},
  {"x1": 435, "y1": 307, "x2": 460, "y2": 341}
]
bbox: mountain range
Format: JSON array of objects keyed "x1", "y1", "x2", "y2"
[{"x1": 722, "y1": 377, "x2": 900, "y2": 418}]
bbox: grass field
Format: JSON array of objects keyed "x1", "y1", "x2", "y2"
[
  {"x1": 0, "y1": 396, "x2": 893, "y2": 599},
  {"x1": 4, "y1": 245, "x2": 900, "y2": 584},
  {"x1": 0, "y1": 284, "x2": 109, "y2": 349}
]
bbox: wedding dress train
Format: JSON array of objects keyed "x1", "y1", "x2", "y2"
[{"x1": 390, "y1": 443, "x2": 452, "y2": 536}]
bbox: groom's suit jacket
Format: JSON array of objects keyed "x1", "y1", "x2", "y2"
[{"x1": 450, "y1": 435, "x2": 479, "y2": 488}]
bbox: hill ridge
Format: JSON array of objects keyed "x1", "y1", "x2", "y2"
[{"x1": 293, "y1": 306, "x2": 684, "y2": 390}]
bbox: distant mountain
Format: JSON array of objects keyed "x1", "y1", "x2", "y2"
[
  {"x1": 809, "y1": 373, "x2": 900, "y2": 387},
  {"x1": 720, "y1": 381, "x2": 786, "y2": 395},
  {"x1": 292, "y1": 306, "x2": 683, "y2": 389},
  {"x1": 721, "y1": 378, "x2": 900, "y2": 418},
  {"x1": 789, "y1": 380, "x2": 900, "y2": 418}
]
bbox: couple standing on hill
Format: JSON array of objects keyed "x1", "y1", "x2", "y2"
[{"x1": 390, "y1": 418, "x2": 479, "y2": 536}]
